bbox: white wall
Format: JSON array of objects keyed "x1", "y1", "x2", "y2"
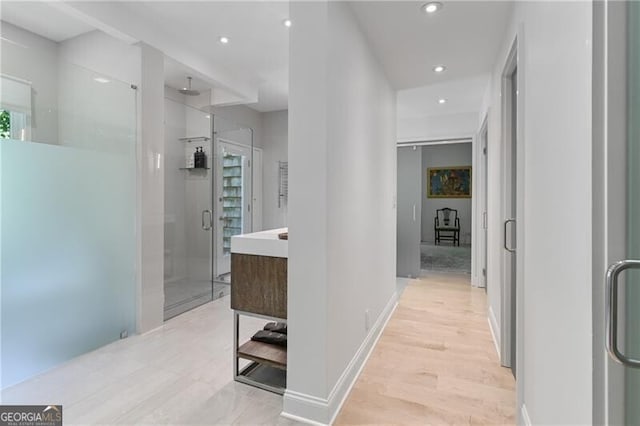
[
  {"x1": 421, "y1": 143, "x2": 472, "y2": 244},
  {"x1": 398, "y1": 112, "x2": 478, "y2": 142},
  {"x1": 261, "y1": 110, "x2": 288, "y2": 229},
  {"x1": 58, "y1": 30, "x2": 141, "y2": 86},
  {"x1": 481, "y1": 2, "x2": 593, "y2": 423},
  {"x1": 210, "y1": 104, "x2": 263, "y2": 149},
  {"x1": 0, "y1": 22, "x2": 59, "y2": 144},
  {"x1": 285, "y1": 1, "x2": 396, "y2": 423}
]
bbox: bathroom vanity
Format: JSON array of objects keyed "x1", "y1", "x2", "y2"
[{"x1": 230, "y1": 228, "x2": 288, "y2": 394}]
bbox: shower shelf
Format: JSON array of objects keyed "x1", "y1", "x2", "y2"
[
  {"x1": 179, "y1": 136, "x2": 211, "y2": 142},
  {"x1": 179, "y1": 167, "x2": 210, "y2": 170}
]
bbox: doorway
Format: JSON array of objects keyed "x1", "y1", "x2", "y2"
[
  {"x1": 593, "y1": 1, "x2": 640, "y2": 423},
  {"x1": 215, "y1": 139, "x2": 252, "y2": 278},
  {"x1": 501, "y1": 41, "x2": 518, "y2": 377},
  {"x1": 396, "y1": 139, "x2": 473, "y2": 278}
]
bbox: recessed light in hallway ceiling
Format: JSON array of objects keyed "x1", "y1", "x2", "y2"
[
  {"x1": 219, "y1": 36, "x2": 229, "y2": 44},
  {"x1": 422, "y1": 2, "x2": 443, "y2": 14},
  {"x1": 438, "y1": 98, "x2": 447, "y2": 104},
  {"x1": 433, "y1": 65, "x2": 446, "y2": 73},
  {"x1": 283, "y1": 19, "x2": 292, "y2": 28}
]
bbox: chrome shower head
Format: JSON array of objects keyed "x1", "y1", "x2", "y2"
[{"x1": 179, "y1": 76, "x2": 200, "y2": 96}]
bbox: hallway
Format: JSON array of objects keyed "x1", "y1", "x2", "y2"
[{"x1": 336, "y1": 273, "x2": 515, "y2": 424}]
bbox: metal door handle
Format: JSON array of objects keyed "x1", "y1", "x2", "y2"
[
  {"x1": 202, "y1": 210, "x2": 212, "y2": 230},
  {"x1": 503, "y1": 219, "x2": 516, "y2": 253},
  {"x1": 483, "y1": 212, "x2": 488, "y2": 229},
  {"x1": 606, "y1": 259, "x2": 640, "y2": 368}
]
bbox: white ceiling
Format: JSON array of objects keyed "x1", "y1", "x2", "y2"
[
  {"x1": 397, "y1": 74, "x2": 489, "y2": 119},
  {"x1": 0, "y1": 1, "x2": 94, "y2": 42},
  {"x1": 350, "y1": 1, "x2": 512, "y2": 90},
  {"x1": 121, "y1": 1, "x2": 290, "y2": 112},
  {"x1": 1, "y1": 1, "x2": 511, "y2": 116}
]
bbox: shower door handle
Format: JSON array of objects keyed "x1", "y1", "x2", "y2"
[{"x1": 202, "y1": 210, "x2": 212, "y2": 231}]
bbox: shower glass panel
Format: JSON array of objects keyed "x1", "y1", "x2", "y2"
[
  {"x1": 213, "y1": 115, "x2": 253, "y2": 283},
  {"x1": 164, "y1": 98, "x2": 214, "y2": 320},
  {"x1": 0, "y1": 60, "x2": 136, "y2": 388}
]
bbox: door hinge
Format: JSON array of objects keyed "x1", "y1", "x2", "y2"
[{"x1": 483, "y1": 147, "x2": 488, "y2": 155}]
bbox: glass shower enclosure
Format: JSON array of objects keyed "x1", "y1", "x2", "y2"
[{"x1": 163, "y1": 102, "x2": 253, "y2": 320}]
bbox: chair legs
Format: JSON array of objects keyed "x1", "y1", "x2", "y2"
[{"x1": 434, "y1": 230, "x2": 460, "y2": 246}]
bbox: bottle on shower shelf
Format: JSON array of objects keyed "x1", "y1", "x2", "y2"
[
  {"x1": 194, "y1": 147, "x2": 202, "y2": 168},
  {"x1": 200, "y1": 146, "x2": 207, "y2": 169},
  {"x1": 186, "y1": 148, "x2": 195, "y2": 169}
]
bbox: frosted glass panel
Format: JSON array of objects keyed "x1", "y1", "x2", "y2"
[{"x1": 0, "y1": 69, "x2": 136, "y2": 387}]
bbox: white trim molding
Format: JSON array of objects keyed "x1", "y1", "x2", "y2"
[
  {"x1": 281, "y1": 292, "x2": 398, "y2": 425},
  {"x1": 521, "y1": 403, "x2": 532, "y2": 426},
  {"x1": 488, "y1": 306, "x2": 501, "y2": 359}
]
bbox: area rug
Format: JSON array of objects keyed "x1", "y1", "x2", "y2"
[{"x1": 420, "y1": 243, "x2": 471, "y2": 274}]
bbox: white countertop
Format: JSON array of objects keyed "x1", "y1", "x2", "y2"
[{"x1": 230, "y1": 228, "x2": 288, "y2": 258}]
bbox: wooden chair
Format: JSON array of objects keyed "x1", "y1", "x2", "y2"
[{"x1": 434, "y1": 208, "x2": 460, "y2": 246}]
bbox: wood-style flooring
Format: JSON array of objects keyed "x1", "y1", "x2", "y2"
[
  {"x1": 335, "y1": 272, "x2": 515, "y2": 425},
  {"x1": 0, "y1": 296, "x2": 300, "y2": 425}
]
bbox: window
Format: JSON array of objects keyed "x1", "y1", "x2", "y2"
[{"x1": 0, "y1": 110, "x2": 10, "y2": 139}]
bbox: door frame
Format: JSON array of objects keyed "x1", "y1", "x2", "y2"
[
  {"x1": 474, "y1": 112, "x2": 489, "y2": 290},
  {"x1": 498, "y1": 30, "x2": 526, "y2": 419},
  {"x1": 214, "y1": 137, "x2": 252, "y2": 276},
  {"x1": 252, "y1": 146, "x2": 263, "y2": 232},
  {"x1": 592, "y1": 1, "x2": 627, "y2": 423}
]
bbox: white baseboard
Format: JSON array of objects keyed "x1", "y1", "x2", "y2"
[
  {"x1": 488, "y1": 306, "x2": 501, "y2": 359},
  {"x1": 521, "y1": 403, "x2": 532, "y2": 426},
  {"x1": 281, "y1": 291, "x2": 399, "y2": 425}
]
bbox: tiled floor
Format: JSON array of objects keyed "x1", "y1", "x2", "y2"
[
  {"x1": 1, "y1": 296, "x2": 300, "y2": 425},
  {"x1": 335, "y1": 272, "x2": 515, "y2": 425},
  {"x1": 163, "y1": 278, "x2": 231, "y2": 320}
]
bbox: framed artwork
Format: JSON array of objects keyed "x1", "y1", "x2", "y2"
[{"x1": 427, "y1": 166, "x2": 472, "y2": 198}]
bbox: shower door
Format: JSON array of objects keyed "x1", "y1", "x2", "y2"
[
  {"x1": 163, "y1": 99, "x2": 214, "y2": 320},
  {"x1": 215, "y1": 139, "x2": 252, "y2": 277}
]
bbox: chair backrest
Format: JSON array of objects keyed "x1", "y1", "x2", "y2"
[{"x1": 436, "y1": 208, "x2": 458, "y2": 226}]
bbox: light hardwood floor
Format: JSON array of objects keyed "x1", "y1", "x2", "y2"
[{"x1": 336, "y1": 272, "x2": 515, "y2": 425}]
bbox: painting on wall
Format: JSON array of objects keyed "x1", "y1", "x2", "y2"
[{"x1": 427, "y1": 166, "x2": 472, "y2": 198}]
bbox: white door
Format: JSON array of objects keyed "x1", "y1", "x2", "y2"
[
  {"x1": 594, "y1": 2, "x2": 640, "y2": 424},
  {"x1": 215, "y1": 139, "x2": 251, "y2": 276},
  {"x1": 500, "y1": 43, "x2": 519, "y2": 377},
  {"x1": 252, "y1": 147, "x2": 263, "y2": 232}
]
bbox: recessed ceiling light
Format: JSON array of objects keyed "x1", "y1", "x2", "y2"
[
  {"x1": 94, "y1": 77, "x2": 110, "y2": 84},
  {"x1": 219, "y1": 36, "x2": 229, "y2": 44},
  {"x1": 433, "y1": 65, "x2": 446, "y2": 73},
  {"x1": 438, "y1": 98, "x2": 447, "y2": 104},
  {"x1": 422, "y1": 2, "x2": 443, "y2": 14},
  {"x1": 283, "y1": 19, "x2": 292, "y2": 28}
]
